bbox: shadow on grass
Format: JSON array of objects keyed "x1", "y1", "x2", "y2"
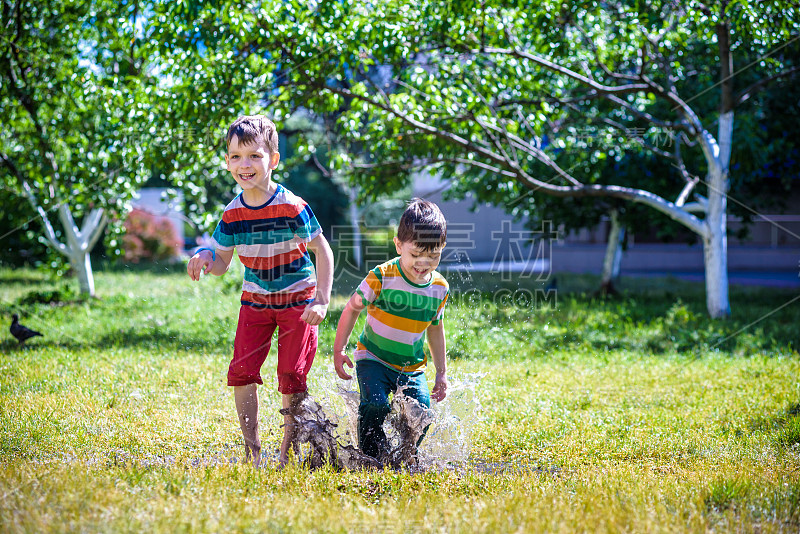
[
  {"x1": 749, "y1": 402, "x2": 800, "y2": 449},
  {"x1": 0, "y1": 274, "x2": 52, "y2": 286},
  {"x1": 0, "y1": 329, "x2": 230, "y2": 354},
  {"x1": 0, "y1": 339, "x2": 26, "y2": 352},
  {"x1": 91, "y1": 328, "x2": 230, "y2": 353},
  {"x1": 97, "y1": 260, "x2": 188, "y2": 275}
]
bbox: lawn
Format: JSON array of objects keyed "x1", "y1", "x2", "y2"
[{"x1": 1, "y1": 263, "x2": 799, "y2": 533}]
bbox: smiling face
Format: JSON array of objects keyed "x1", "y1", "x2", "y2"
[
  {"x1": 225, "y1": 134, "x2": 280, "y2": 205},
  {"x1": 394, "y1": 237, "x2": 444, "y2": 285}
]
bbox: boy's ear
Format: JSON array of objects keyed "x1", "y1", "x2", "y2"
[
  {"x1": 393, "y1": 236, "x2": 402, "y2": 254},
  {"x1": 269, "y1": 152, "x2": 280, "y2": 169}
]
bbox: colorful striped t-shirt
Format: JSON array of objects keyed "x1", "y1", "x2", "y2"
[
  {"x1": 354, "y1": 257, "x2": 449, "y2": 373},
  {"x1": 209, "y1": 185, "x2": 322, "y2": 308}
]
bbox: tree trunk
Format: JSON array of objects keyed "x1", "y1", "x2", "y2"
[
  {"x1": 703, "y1": 111, "x2": 733, "y2": 319},
  {"x1": 703, "y1": 213, "x2": 729, "y2": 319},
  {"x1": 699, "y1": 19, "x2": 733, "y2": 319},
  {"x1": 20, "y1": 177, "x2": 108, "y2": 297},
  {"x1": 56, "y1": 205, "x2": 106, "y2": 298},
  {"x1": 69, "y1": 249, "x2": 96, "y2": 296},
  {"x1": 348, "y1": 187, "x2": 362, "y2": 269},
  {"x1": 600, "y1": 209, "x2": 625, "y2": 295}
]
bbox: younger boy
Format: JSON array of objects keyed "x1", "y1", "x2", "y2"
[
  {"x1": 187, "y1": 115, "x2": 333, "y2": 467},
  {"x1": 333, "y1": 199, "x2": 449, "y2": 462}
]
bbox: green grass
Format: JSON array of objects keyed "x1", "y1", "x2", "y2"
[{"x1": 1, "y1": 264, "x2": 799, "y2": 532}]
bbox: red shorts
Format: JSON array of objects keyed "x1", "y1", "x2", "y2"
[{"x1": 227, "y1": 304, "x2": 317, "y2": 394}]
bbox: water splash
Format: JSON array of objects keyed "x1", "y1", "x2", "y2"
[
  {"x1": 418, "y1": 372, "x2": 485, "y2": 468},
  {"x1": 384, "y1": 391, "x2": 436, "y2": 468},
  {"x1": 284, "y1": 370, "x2": 485, "y2": 471},
  {"x1": 280, "y1": 392, "x2": 381, "y2": 470}
]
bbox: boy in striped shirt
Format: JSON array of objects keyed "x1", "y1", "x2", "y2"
[
  {"x1": 187, "y1": 115, "x2": 333, "y2": 467},
  {"x1": 334, "y1": 199, "x2": 449, "y2": 461}
]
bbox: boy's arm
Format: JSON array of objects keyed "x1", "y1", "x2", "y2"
[
  {"x1": 301, "y1": 233, "x2": 334, "y2": 326},
  {"x1": 333, "y1": 293, "x2": 366, "y2": 380},
  {"x1": 427, "y1": 322, "x2": 448, "y2": 402},
  {"x1": 187, "y1": 248, "x2": 234, "y2": 281}
]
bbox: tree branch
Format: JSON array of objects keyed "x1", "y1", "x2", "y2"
[
  {"x1": 478, "y1": 45, "x2": 709, "y2": 150},
  {"x1": 479, "y1": 46, "x2": 652, "y2": 96},
  {"x1": 496, "y1": 92, "x2": 604, "y2": 108},
  {"x1": 672, "y1": 134, "x2": 702, "y2": 208},
  {"x1": 734, "y1": 65, "x2": 800, "y2": 108},
  {"x1": 298, "y1": 81, "x2": 707, "y2": 235},
  {"x1": 84, "y1": 209, "x2": 108, "y2": 252},
  {"x1": 1, "y1": 152, "x2": 69, "y2": 254},
  {"x1": 459, "y1": 74, "x2": 523, "y2": 167},
  {"x1": 354, "y1": 156, "x2": 519, "y2": 178},
  {"x1": 279, "y1": 39, "x2": 708, "y2": 235},
  {"x1": 675, "y1": 176, "x2": 701, "y2": 208}
]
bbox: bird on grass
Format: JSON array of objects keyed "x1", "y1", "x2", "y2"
[{"x1": 10, "y1": 314, "x2": 42, "y2": 344}]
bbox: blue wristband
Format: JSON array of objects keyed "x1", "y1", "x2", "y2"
[{"x1": 196, "y1": 247, "x2": 216, "y2": 261}]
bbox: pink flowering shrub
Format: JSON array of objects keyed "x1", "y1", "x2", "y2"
[{"x1": 122, "y1": 208, "x2": 181, "y2": 263}]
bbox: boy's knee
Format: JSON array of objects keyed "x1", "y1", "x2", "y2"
[{"x1": 227, "y1": 367, "x2": 263, "y2": 387}]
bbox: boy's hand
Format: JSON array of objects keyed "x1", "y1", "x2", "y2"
[
  {"x1": 187, "y1": 250, "x2": 214, "y2": 281},
  {"x1": 300, "y1": 302, "x2": 328, "y2": 326},
  {"x1": 431, "y1": 371, "x2": 448, "y2": 402},
  {"x1": 334, "y1": 349, "x2": 354, "y2": 380}
]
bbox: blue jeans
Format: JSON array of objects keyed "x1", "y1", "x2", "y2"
[{"x1": 356, "y1": 359, "x2": 430, "y2": 459}]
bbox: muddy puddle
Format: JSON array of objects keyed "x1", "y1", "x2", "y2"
[{"x1": 282, "y1": 372, "x2": 485, "y2": 471}]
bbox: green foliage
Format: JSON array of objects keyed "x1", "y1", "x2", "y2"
[
  {"x1": 0, "y1": 0, "x2": 167, "y2": 269},
  {"x1": 196, "y1": 0, "x2": 799, "y2": 246},
  {"x1": 0, "y1": 188, "x2": 48, "y2": 268},
  {"x1": 729, "y1": 46, "x2": 800, "y2": 230},
  {"x1": 278, "y1": 117, "x2": 350, "y2": 235},
  {"x1": 0, "y1": 0, "x2": 275, "y2": 270},
  {"x1": 360, "y1": 226, "x2": 400, "y2": 265}
]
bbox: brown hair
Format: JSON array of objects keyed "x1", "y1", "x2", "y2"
[
  {"x1": 225, "y1": 115, "x2": 279, "y2": 154},
  {"x1": 396, "y1": 198, "x2": 447, "y2": 251}
]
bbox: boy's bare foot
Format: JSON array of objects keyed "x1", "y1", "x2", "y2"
[
  {"x1": 279, "y1": 391, "x2": 308, "y2": 462},
  {"x1": 234, "y1": 384, "x2": 261, "y2": 468},
  {"x1": 244, "y1": 444, "x2": 262, "y2": 468}
]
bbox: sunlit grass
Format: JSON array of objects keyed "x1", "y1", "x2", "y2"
[{"x1": 1, "y1": 265, "x2": 799, "y2": 532}]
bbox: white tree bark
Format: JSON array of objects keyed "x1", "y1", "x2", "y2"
[
  {"x1": 703, "y1": 111, "x2": 733, "y2": 319},
  {"x1": 600, "y1": 209, "x2": 625, "y2": 293},
  {"x1": 20, "y1": 179, "x2": 106, "y2": 297},
  {"x1": 348, "y1": 186, "x2": 362, "y2": 269}
]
